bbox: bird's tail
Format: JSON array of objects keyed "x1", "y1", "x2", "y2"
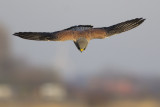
[{"x1": 104, "y1": 18, "x2": 145, "y2": 36}]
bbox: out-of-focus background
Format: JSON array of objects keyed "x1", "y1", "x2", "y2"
[{"x1": 0, "y1": 0, "x2": 160, "y2": 107}]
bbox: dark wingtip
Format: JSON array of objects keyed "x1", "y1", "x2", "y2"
[
  {"x1": 138, "y1": 17, "x2": 146, "y2": 22},
  {"x1": 141, "y1": 17, "x2": 146, "y2": 21},
  {"x1": 137, "y1": 18, "x2": 146, "y2": 25},
  {"x1": 142, "y1": 18, "x2": 146, "y2": 22},
  {"x1": 130, "y1": 18, "x2": 146, "y2": 27},
  {"x1": 13, "y1": 32, "x2": 19, "y2": 36}
]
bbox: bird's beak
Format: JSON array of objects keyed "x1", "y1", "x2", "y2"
[{"x1": 80, "y1": 49, "x2": 84, "y2": 52}]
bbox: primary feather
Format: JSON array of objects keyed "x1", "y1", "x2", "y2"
[{"x1": 103, "y1": 18, "x2": 145, "y2": 37}]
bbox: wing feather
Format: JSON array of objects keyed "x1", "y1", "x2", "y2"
[
  {"x1": 13, "y1": 30, "x2": 75, "y2": 41},
  {"x1": 103, "y1": 18, "x2": 145, "y2": 37},
  {"x1": 13, "y1": 25, "x2": 94, "y2": 41},
  {"x1": 89, "y1": 18, "x2": 145, "y2": 40}
]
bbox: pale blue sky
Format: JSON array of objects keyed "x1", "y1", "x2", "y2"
[{"x1": 0, "y1": 0, "x2": 160, "y2": 78}]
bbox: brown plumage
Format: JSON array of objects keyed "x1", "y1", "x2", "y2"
[{"x1": 14, "y1": 18, "x2": 145, "y2": 52}]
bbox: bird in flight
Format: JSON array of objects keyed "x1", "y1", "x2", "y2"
[{"x1": 14, "y1": 18, "x2": 145, "y2": 52}]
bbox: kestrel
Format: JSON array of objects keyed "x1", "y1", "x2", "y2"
[{"x1": 14, "y1": 18, "x2": 145, "y2": 52}]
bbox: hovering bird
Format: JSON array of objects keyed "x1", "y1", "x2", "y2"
[{"x1": 14, "y1": 18, "x2": 145, "y2": 52}]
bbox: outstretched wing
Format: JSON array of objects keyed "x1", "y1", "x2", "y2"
[
  {"x1": 13, "y1": 30, "x2": 75, "y2": 41},
  {"x1": 91, "y1": 18, "x2": 145, "y2": 39},
  {"x1": 104, "y1": 18, "x2": 145, "y2": 36},
  {"x1": 13, "y1": 25, "x2": 94, "y2": 41}
]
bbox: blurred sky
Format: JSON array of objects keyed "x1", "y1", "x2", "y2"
[{"x1": 0, "y1": 0, "x2": 160, "y2": 78}]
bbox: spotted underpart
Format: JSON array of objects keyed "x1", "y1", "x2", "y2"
[{"x1": 65, "y1": 25, "x2": 93, "y2": 31}]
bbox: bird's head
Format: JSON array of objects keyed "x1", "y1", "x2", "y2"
[{"x1": 74, "y1": 38, "x2": 88, "y2": 52}]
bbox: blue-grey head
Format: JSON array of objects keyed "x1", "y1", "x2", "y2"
[{"x1": 74, "y1": 38, "x2": 88, "y2": 52}]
